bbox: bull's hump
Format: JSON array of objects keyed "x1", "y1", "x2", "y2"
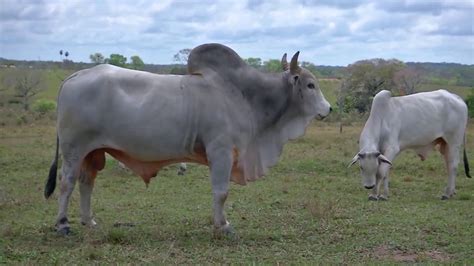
[{"x1": 187, "y1": 43, "x2": 247, "y2": 75}]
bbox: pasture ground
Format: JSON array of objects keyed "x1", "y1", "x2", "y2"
[{"x1": 1, "y1": 121, "x2": 473, "y2": 264}]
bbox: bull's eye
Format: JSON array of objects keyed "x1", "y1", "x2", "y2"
[{"x1": 307, "y1": 83, "x2": 315, "y2": 89}]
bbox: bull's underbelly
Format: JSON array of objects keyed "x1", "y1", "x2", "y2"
[{"x1": 83, "y1": 146, "x2": 245, "y2": 185}]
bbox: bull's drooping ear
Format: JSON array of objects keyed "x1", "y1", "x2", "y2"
[
  {"x1": 281, "y1": 53, "x2": 288, "y2": 71},
  {"x1": 348, "y1": 153, "x2": 360, "y2": 168},
  {"x1": 290, "y1": 51, "x2": 300, "y2": 75},
  {"x1": 378, "y1": 153, "x2": 392, "y2": 166}
]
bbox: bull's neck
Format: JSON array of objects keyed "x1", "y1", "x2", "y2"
[
  {"x1": 359, "y1": 112, "x2": 383, "y2": 152},
  {"x1": 247, "y1": 71, "x2": 292, "y2": 130}
]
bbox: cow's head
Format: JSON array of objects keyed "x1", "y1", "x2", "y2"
[
  {"x1": 281, "y1": 52, "x2": 331, "y2": 120},
  {"x1": 348, "y1": 151, "x2": 392, "y2": 189}
]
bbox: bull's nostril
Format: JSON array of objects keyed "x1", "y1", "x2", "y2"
[
  {"x1": 364, "y1": 185, "x2": 375, "y2": 189},
  {"x1": 329, "y1": 107, "x2": 333, "y2": 112}
]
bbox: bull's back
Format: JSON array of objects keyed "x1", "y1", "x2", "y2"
[
  {"x1": 394, "y1": 90, "x2": 467, "y2": 148},
  {"x1": 57, "y1": 65, "x2": 196, "y2": 160}
]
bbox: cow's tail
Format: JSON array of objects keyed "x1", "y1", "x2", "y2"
[
  {"x1": 45, "y1": 135, "x2": 59, "y2": 198},
  {"x1": 464, "y1": 133, "x2": 471, "y2": 178}
]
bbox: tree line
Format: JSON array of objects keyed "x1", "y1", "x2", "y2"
[
  {"x1": 0, "y1": 48, "x2": 472, "y2": 120},
  {"x1": 89, "y1": 53, "x2": 145, "y2": 70}
]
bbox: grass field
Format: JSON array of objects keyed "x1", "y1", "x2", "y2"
[{"x1": 1, "y1": 121, "x2": 473, "y2": 264}]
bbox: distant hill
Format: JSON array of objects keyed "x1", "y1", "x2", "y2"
[{"x1": 406, "y1": 62, "x2": 474, "y2": 87}]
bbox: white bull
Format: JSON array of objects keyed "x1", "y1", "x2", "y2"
[{"x1": 349, "y1": 89, "x2": 470, "y2": 200}]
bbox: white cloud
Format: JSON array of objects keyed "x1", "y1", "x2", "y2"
[{"x1": 0, "y1": 0, "x2": 472, "y2": 65}]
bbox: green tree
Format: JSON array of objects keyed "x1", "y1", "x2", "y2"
[
  {"x1": 107, "y1": 54, "x2": 127, "y2": 67},
  {"x1": 173, "y1": 48, "x2": 191, "y2": 64},
  {"x1": 2, "y1": 69, "x2": 46, "y2": 111},
  {"x1": 263, "y1": 59, "x2": 281, "y2": 73},
  {"x1": 89, "y1": 53, "x2": 105, "y2": 64},
  {"x1": 338, "y1": 58, "x2": 404, "y2": 113},
  {"x1": 130, "y1": 55, "x2": 145, "y2": 70},
  {"x1": 244, "y1": 57, "x2": 262, "y2": 69},
  {"x1": 466, "y1": 91, "x2": 474, "y2": 118}
]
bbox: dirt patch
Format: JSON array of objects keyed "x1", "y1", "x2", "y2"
[{"x1": 372, "y1": 245, "x2": 450, "y2": 262}]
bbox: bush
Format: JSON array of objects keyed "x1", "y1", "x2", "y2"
[
  {"x1": 33, "y1": 99, "x2": 56, "y2": 115},
  {"x1": 466, "y1": 91, "x2": 474, "y2": 118}
]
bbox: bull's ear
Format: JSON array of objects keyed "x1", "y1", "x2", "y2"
[
  {"x1": 281, "y1": 53, "x2": 288, "y2": 71},
  {"x1": 378, "y1": 154, "x2": 392, "y2": 166},
  {"x1": 348, "y1": 153, "x2": 360, "y2": 168},
  {"x1": 290, "y1": 51, "x2": 300, "y2": 75}
]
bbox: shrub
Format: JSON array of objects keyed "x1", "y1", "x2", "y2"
[
  {"x1": 466, "y1": 90, "x2": 474, "y2": 118},
  {"x1": 33, "y1": 99, "x2": 56, "y2": 115}
]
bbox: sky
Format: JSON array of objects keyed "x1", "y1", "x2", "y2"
[{"x1": 0, "y1": 0, "x2": 473, "y2": 66}]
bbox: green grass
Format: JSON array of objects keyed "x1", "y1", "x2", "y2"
[{"x1": 1, "y1": 121, "x2": 473, "y2": 264}]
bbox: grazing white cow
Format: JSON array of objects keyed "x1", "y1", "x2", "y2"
[
  {"x1": 44, "y1": 43, "x2": 331, "y2": 236},
  {"x1": 349, "y1": 89, "x2": 470, "y2": 200}
]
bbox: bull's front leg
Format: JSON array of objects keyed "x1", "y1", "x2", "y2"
[
  {"x1": 207, "y1": 145, "x2": 234, "y2": 238},
  {"x1": 378, "y1": 164, "x2": 391, "y2": 201},
  {"x1": 369, "y1": 175, "x2": 382, "y2": 201}
]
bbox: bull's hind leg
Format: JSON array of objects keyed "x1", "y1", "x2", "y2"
[
  {"x1": 79, "y1": 150, "x2": 105, "y2": 227},
  {"x1": 441, "y1": 141, "x2": 461, "y2": 200},
  {"x1": 207, "y1": 145, "x2": 234, "y2": 238},
  {"x1": 56, "y1": 156, "x2": 81, "y2": 235}
]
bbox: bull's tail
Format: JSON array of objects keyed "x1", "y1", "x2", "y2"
[
  {"x1": 44, "y1": 135, "x2": 59, "y2": 198},
  {"x1": 464, "y1": 133, "x2": 471, "y2": 178}
]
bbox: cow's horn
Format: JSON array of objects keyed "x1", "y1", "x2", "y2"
[
  {"x1": 281, "y1": 53, "x2": 288, "y2": 71},
  {"x1": 290, "y1": 51, "x2": 300, "y2": 74}
]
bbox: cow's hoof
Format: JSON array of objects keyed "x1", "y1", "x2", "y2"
[
  {"x1": 57, "y1": 227, "x2": 71, "y2": 236},
  {"x1": 213, "y1": 224, "x2": 238, "y2": 240},
  {"x1": 441, "y1": 195, "x2": 450, "y2": 200},
  {"x1": 81, "y1": 219, "x2": 97, "y2": 227},
  {"x1": 368, "y1": 195, "x2": 378, "y2": 201},
  {"x1": 378, "y1": 195, "x2": 388, "y2": 201}
]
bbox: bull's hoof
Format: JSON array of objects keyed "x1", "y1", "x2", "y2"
[
  {"x1": 81, "y1": 219, "x2": 97, "y2": 227},
  {"x1": 441, "y1": 195, "x2": 450, "y2": 200},
  {"x1": 378, "y1": 195, "x2": 388, "y2": 201},
  {"x1": 368, "y1": 195, "x2": 378, "y2": 201},
  {"x1": 213, "y1": 224, "x2": 238, "y2": 240},
  {"x1": 57, "y1": 227, "x2": 71, "y2": 236}
]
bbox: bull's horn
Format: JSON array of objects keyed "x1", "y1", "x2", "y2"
[
  {"x1": 378, "y1": 154, "x2": 393, "y2": 166},
  {"x1": 348, "y1": 153, "x2": 360, "y2": 168},
  {"x1": 290, "y1": 51, "x2": 300, "y2": 74},
  {"x1": 281, "y1": 53, "x2": 288, "y2": 71}
]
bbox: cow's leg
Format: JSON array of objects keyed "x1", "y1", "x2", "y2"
[
  {"x1": 369, "y1": 175, "x2": 381, "y2": 201},
  {"x1": 377, "y1": 148, "x2": 398, "y2": 201},
  {"x1": 207, "y1": 146, "x2": 233, "y2": 237},
  {"x1": 78, "y1": 167, "x2": 97, "y2": 227},
  {"x1": 56, "y1": 161, "x2": 80, "y2": 235},
  {"x1": 378, "y1": 164, "x2": 391, "y2": 201},
  {"x1": 442, "y1": 143, "x2": 460, "y2": 200}
]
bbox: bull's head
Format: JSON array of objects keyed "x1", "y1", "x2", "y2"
[
  {"x1": 348, "y1": 152, "x2": 392, "y2": 189},
  {"x1": 281, "y1": 52, "x2": 331, "y2": 120}
]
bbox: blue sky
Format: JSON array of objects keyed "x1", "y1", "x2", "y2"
[{"x1": 0, "y1": 0, "x2": 473, "y2": 66}]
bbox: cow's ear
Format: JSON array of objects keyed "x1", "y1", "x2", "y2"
[
  {"x1": 292, "y1": 75, "x2": 299, "y2": 85},
  {"x1": 348, "y1": 153, "x2": 360, "y2": 168},
  {"x1": 378, "y1": 154, "x2": 392, "y2": 166}
]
